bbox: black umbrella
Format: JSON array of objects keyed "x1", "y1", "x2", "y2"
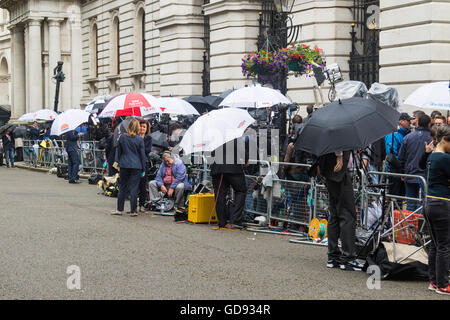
[
  {"x1": 183, "y1": 96, "x2": 222, "y2": 113},
  {"x1": 294, "y1": 97, "x2": 400, "y2": 156},
  {"x1": 150, "y1": 131, "x2": 169, "y2": 148},
  {"x1": 219, "y1": 88, "x2": 235, "y2": 99},
  {"x1": 0, "y1": 124, "x2": 16, "y2": 135},
  {"x1": 113, "y1": 116, "x2": 144, "y2": 146},
  {"x1": 13, "y1": 126, "x2": 28, "y2": 138}
]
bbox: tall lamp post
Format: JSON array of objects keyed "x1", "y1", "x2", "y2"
[{"x1": 53, "y1": 61, "x2": 65, "y2": 113}]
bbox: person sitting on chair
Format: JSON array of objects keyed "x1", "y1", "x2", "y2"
[{"x1": 149, "y1": 152, "x2": 190, "y2": 211}]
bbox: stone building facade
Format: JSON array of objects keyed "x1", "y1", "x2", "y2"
[{"x1": 0, "y1": 0, "x2": 449, "y2": 120}]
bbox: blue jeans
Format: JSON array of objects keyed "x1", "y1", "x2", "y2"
[
  {"x1": 5, "y1": 148, "x2": 14, "y2": 167},
  {"x1": 67, "y1": 150, "x2": 79, "y2": 182},
  {"x1": 405, "y1": 182, "x2": 420, "y2": 212}
]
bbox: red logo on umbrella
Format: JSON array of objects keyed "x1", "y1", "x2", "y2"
[
  {"x1": 160, "y1": 107, "x2": 166, "y2": 112},
  {"x1": 238, "y1": 120, "x2": 246, "y2": 128},
  {"x1": 60, "y1": 123, "x2": 69, "y2": 131}
]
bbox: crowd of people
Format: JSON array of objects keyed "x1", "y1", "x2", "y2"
[{"x1": 1, "y1": 102, "x2": 449, "y2": 295}]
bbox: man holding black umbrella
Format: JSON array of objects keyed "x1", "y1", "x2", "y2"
[
  {"x1": 294, "y1": 97, "x2": 400, "y2": 271},
  {"x1": 318, "y1": 151, "x2": 364, "y2": 271}
]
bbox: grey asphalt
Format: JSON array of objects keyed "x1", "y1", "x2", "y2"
[{"x1": 0, "y1": 166, "x2": 447, "y2": 300}]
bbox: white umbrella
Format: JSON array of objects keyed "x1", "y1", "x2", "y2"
[
  {"x1": 18, "y1": 109, "x2": 58, "y2": 122},
  {"x1": 219, "y1": 84, "x2": 291, "y2": 108},
  {"x1": 98, "y1": 92, "x2": 160, "y2": 118},
  {"x1": 153, "y1": 97, "x2": 200, "y2": 115},
  {"x1": 404, "y1": 81, "x2": 450, "y2": 110},
  {"x1": 85, "y1": 97, "x2": 109, "y2": 114},
  {"x1": 50, "y1": 109, "x2": 91, "y2": 136},
  {"x1": 179, "y1": 108, "x2": 256, "y2": 155}
]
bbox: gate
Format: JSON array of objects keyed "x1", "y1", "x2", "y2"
[{"x1": 349, "y1": 0, "x2": 380, "y2": 88}]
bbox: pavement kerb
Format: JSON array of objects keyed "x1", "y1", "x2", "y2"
[{"x1": 14, "y1": 163, "x2": 90, "y2": 179}]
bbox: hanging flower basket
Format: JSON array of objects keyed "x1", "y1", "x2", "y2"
[
  {"x1": 241, "y1": 49, "x2": 288, "y2": 84},
  {"x1": 241, "y1": 44, "x2": 326, "y2": 83},
  {"x1": 285, "y1": 44, "x2": 326, "y2": 77}
]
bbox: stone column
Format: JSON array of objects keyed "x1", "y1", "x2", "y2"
[
  {"x1": 204, "y1": 0, "x2": 261, "y2": 95},
  {"x1": 155, "y1": 1, "x2": 205, "y2": 97},
  {"x1": 48, "y1": 18, "x2": 62, "y2": 111},
  {"x1": 71, "y1": 17, "x2": 82, "y2": 109},
  {"x1": 10, "y1": 25, "x2": 26, "y2": 119},
  {"x1": 27, "y1": 19, "x2": 43, "y2": 112}
]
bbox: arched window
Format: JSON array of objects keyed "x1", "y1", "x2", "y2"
[
  {"x1": 91, "y1": 22, "x2": 99, "y2": 77},
  {"x1": 111, "y1": 16, "x2": 120, "y2": 75},
  {"x1": 136, "y1": 8, "x2": 146, "y2": 71}
]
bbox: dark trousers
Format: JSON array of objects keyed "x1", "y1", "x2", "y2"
[
  {"x1": 212, "y1": 173, "x2": 247, "y2": 228},
  {"x1": 138, "y1": 162, "x2": 149, "y2": 207},
  {"x1": 425, "y1": 198, "x2": 450, "y2": 288},
  {"x1": 117, "y1": 168, "x2": 141, "y2": 213},
  {"x1": 108, "y1": 162, "x2": 118, "y2": 177},
  {"x1": 138, "y1": 175, "x2": 148, "y2": 207},
  {"x1": 67, "y1": 150, "x2": 79, "y2": 182},
  {"x1": 325, "y1": 172, "x2": 357, "y2": 263}
]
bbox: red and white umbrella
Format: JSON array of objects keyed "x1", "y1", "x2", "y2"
[{"x1": 98, "y1": 92, "x2": 160, "y2": 118}]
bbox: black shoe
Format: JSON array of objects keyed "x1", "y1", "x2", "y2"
[
  {"x1": 69, "y1": 180, "x2": 81, "y2": 184},
  {"x1": 326, "y1": 259, "x2": 341, "y2": 269},
  {"x1": 340, "y1": 260, "x2": 364, "y2": 271}
]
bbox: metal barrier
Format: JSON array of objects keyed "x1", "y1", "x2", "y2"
[
  {"x1": 269, "y1": 162, "x2": 313, "y2": 227},
  {"x1": 20, "y1": 139, "x2": 107, "y2": 173}
]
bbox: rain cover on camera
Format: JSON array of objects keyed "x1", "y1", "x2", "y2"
[
  {"x1": 335, "y1": 81, "x2": 368, "y2": 100},
  {"x1": 368, "y1": 83, "x2": 401, "y2": 110}
]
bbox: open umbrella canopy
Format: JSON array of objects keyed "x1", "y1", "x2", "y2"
[
  {"x1": 219, "y1": 84, "x2": 291, "y2": 108},
  {"x1": 404, "y1": 81, "x2": 450, "y2": 110},
  {"x1": 50, "y1": 109, "x2": 91, "y2": 136},
  {"x1": 219, "y1": 88, "x2": 235, "y2": 99},
  {"x1": 13, "y1": 126, "x2": 27, "y2": 138},
  {"x1": 98, "y1": 92, "x2": 160, "y2": 118},
  {"x1": 0, "y1": 123, "x2": 16, "y2": 135},
  {"x1": 294, "y1": 97, "x2": 400, "y2": 156},
  {"x1": 18, "y1": 109, "x2": 58, "y2": 122},
  {"x1": 179, "y1": 108, "x2": 256, "y2": 155},
  {"x1": 150, "y1": 130, "x2": 170, "y2": 148},
  {"x1": 153, "y1": 97, "x2": 200, "y2": 116},
  {"x1": 183, "y1": 96, "x2": 221, "y2": 114},
  {"x1": 85, "y1": 96, "x2": 110, "y2": 114},
  {"x1": 112, "y1": 116, "x2": 145, "y2": 147}
]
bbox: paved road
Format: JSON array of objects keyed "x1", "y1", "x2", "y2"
[{"x1": 0, "y1": 166, "x2": 447, "y2": 300}]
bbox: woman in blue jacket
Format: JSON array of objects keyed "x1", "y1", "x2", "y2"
[{"x1": 111, "y1": 119, "x2": 147, "y2": 217}]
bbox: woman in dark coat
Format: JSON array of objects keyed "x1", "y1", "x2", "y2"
[
  {"x1": 111, "y1": 119, "x2": 147, "y2": 217},
  {"x1": 138, "y1": 119, "x2": 152, "y2": 212}
]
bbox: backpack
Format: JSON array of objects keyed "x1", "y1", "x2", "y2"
[
  {"x1": 56, "y1": 164, "x2": 68, "y2": 178},
  {"x1": 88, "y1": 173, "x2": 103, "y2": 185}
]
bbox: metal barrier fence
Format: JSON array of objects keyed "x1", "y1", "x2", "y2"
[
  {"x1": 21, "y1": 139, "x2": 106, "y2": 173},
  {"x1": 241, "y1": 162, "x2": 427, "y2": 239}
]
